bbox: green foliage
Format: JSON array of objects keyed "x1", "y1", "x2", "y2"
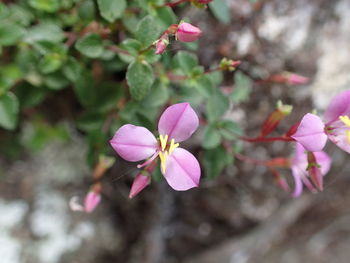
[{"x1": 0, "y1": 0, "x2": 250, "y2": 181}]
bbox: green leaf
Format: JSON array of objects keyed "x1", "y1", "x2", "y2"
[
  {"x1": 155, "y1": 7, "x2": 177, "y2": 27},
  {"x1": 195, "y1": 75, "x2": 214, "y2": 97},
  {"x1": 16, "y1": 83, "x2": 46, "y2": 108},
  {"x1": 231, "y1": 72, "x2": 252, "y2": 103},
  {"x1": 175, "y1": 51, "x2": 198, "y2": 74},
  {"x1": 77, "y1": 111, "x2": 105, "y2": 132},
  {"x1": 75, "y1": 34, "x2": 103, "y2": 58},
  {"x1": 206, "y1": 89, "x2": 229, "y2": 122},
  {"x1": 78, "y1": 0, "x2": 95, "y2": 21},
  {"x1": 136, "y1": 15, "x2": 163, "y2": 47},
  {"x1": 142, "y1": 81, "x2": 169, "y2": 107},
  {"x1": 73, "y1": 72, "x2": 96, "y2": 106},
  {"x1": 43, "y1": 72, "x2": 69, "y2": 90},
  {"x1": 29, "y1": 0, "x2": 60, "y2": 13},
  {"x1": 0, "y1": 92, "x2": 19, "y2": 130},
  {"x1": 0, "y1": 23, "x2": 25, "y2": 46},
  {"x1": 209, "y1": 0, "x2": 231, "y2": 24},
  {"x1": 97, "y1": 0, "x2": 126, "y2": 23},
  {"x1": 62, "y1": 58, "x2": 83, "y2": 82},
  {"x1": 117, "y1": 39, "x2": 142, "y2": 63},
  {"x1": 0, "y1": 64, "x2": 23, "y2": 92},
  {"x1": 202, "y1": 145, "x2": 231, "y2": 179},
  {"x1": 24, "y1": 23, "x2": 65, "y2": 44},
  {"x1": 39, "y1": 53, "x2": 64, "y2": 74},
  {"x1": 202, "y1": 125, "x2": 222, "y2": 149},
  {"x1": 219, "y1": 119, "x2": 242, "y2": 140},
  {"x1": 126, "y1": 61, "x2": 154, "y2": 101}
]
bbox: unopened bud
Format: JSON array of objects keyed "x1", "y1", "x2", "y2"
[
  {"x1": 176, "y1": 22, "x2": 202, "y2": 42},
  {"x1": 219, "y1": 58, "x2": 241, "y2": 71},
  {"x1": 154, "y1": 37, "x2": 169, "y2": 55},
  {"x1": 84, "y1": 191, "x2": 101, "y2": 213},
  {"x1": 129, "y1": 174, "x2": 151, "y2": 199}
]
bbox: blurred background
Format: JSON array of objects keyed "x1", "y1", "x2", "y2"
[{"x1": 1, "y1": 0, "x2": 350, "y2": 262}]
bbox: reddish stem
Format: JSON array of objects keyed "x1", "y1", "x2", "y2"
[{"x1": 159, "y1": 0, "x2": 189, "y2": 7}]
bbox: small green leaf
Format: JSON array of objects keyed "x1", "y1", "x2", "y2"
[
  {"x1": 16, "y1": 83, "x2": 46, "y2": 108},
  {"x1": 24, "y1": 23, "x2": 65, "y2": 44},
  {"x1": 29, "y1": 0, "x2": 60, "y2": 13},
  {"x1": 142, "y1": 81, "x2": 169, "y2": 107},
  {"x1": 231, "y1": 72, "x2": 252, "y2": 103},
  {"x1": 209, "y1": 0, "x2": 231, "y2": 24},
  {"x1": 97, "y1": 0, "x2": 126, "y2": 23},
  {"x1": 126, "y1": 61, "x2": 154, "y2": 101},
  {"x1": 175, "y1": 51, "x2": 198, "y2": 74},
  {"x1": 75, "y1": 34, "x2": 103, "y2": 58},
  {"x1": 0, "y1": 23, "x2": 25, "y2": 46},
  {"x1": 136, "y1": 15, "x2": 163, "y2": 47},
  {"x1": 202, "y1": 125, "x2": 222, "y2": 149},
  {"x1": 73, "y1": 72, "x2": 96, "y2": 106},
  {"x1": 219, "y1": 119, "x2": 242, "y2": 140},
  {"x1": 195, "y1": 75, "x2": 214, "y2": 97},
  {"x1": 0, "y1": 92, "x2": 19, "y2": 130},
  {"x1": 43, "y1": 72, "x2": 69, "y2": 90},
  {"x1": 202, "y1": 145, "x2": 232, "y2": 179},
  {"x1": 206, "y1": 89, "x2": 229, "y2": 122},
  {"x1": 78, "y1": 1, "x2": 95, "y2": 21},
  {"x1": 39, "y1": 53, "x2": 64, "y2": 74},
  {"x1": 62, "y1": 58, "x2": 83, "y2": 82},
  {"x1": 77, "y1": 111, "x2": 105, "y2": 132},
  {"x1": 155, "y1": 7, "x2": 177, "y2": 27}
]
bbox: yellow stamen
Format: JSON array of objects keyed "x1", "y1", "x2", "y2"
[
  {"x1": 159, "y1": 134, "x2": 168, "y2": 151},
  {"x1": 346, "y1": 130, "x2": 350, "y2": 144},
  {"x1": 340, "y1": 115, "x2": 350, "y2": 128},
  {"x1": 168, "y1": 139, "x2": 179, "y2": 155},
  {"x1": 159, "y1": 151, "x2": 168, "y2": 174}
]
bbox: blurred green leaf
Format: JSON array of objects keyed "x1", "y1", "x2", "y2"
[
  {"x1": 202, "y1": 125, "x2": 222, "y2": 149},
  {"x1": 126, "y1": 61, "x2": 154, "y2": 101},
  {"x1": 219, "y1": 119, "x2": 242, "y2": 140},
  {"x1": 78, "y1": 0, "x2": 95, "y2": 21},
  {"x1": 0, "y1": 64, "x2": 23, "y2": 92},
  {"x1": 142, "y1": 80, "x2": 169, "y2": 107},
  {"x1": 175, "y1": 51, "x2": 198, "y2": 74},
  {"x1": 24, "y1": 23, "x2": 65, "y2": 44},
  {"x1": 29, "y1": 0, "x2": 60, "y2": 12},
  {"x1": 0, "y1": 23, "x2": 25, "y2": 46},
  {"x1": 77, "y1": 111, "x2": 105, "y2": 132},
  {"x1": 202, "y1": 145, "x2": 232, "y2": 179},
  {"x1": 43, "y1": 72, "x2": 69, "y2": 90},
  {"x1": 16, "y1": 83, "x2": 46, "y2": 108},
  {"x1": 155, "y1": 7, "x2": 176, "y2": 27},
  {"x1": 0, "y1": 92, "x2": 19, "y2": 130},
  {"x1": 206, "y1": 89, "x2": 229, "y2": 122},
  {"x1": 195, "y1": 75, "x2": 214, "y2": 97},
  {"x1": 73, "y1": 72, "x2": 96, "y2": 106},
  {"x1": 39, "y1": 53, "x2": 65, "y2": 74},
  {"x1": 136, "y1": 15, "x2": 163, "y2": 47},
  {"x1": 62, "y1": 57, "x2": 83, "y2": 82},
  {"x1": 75, "y1": 33, "x2": 103, "y2": 58},
  {"x1": 209, "y1": 0, "x2": 231, "y2": 24},
  {"x1": 97, "y1": 0, "x2": 126, "y2": 23},
  {"x1": 231, "y1": 72, "x2": 252, "y2": 103}
]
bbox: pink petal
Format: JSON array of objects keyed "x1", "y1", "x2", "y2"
[
  {"x1": 176, "y1": 22, "x2": 202, "y2": 42},
  {"x1": 326, "y1": 121, "x2": 350, "y2": 154},
  {"x1": 291, "y1": 113, "x2": 327, "y2": 152},
  {"x1": 129, "y1": 174, "x2": 151, "y2": 198},
  {"x1": 110, "y1": 124, "x2": 157, "y2": 162},
  {"x1": 84, "y1": 191, "x2": 101, "y2": 213},
  {"x1": 314, "y1": 151, "x2": 332, "y2": 175},
  {"x1": 291, "y1": 167, "x2": 303, "y2": 197},
  {"x1": 163, "y1": 148, "x2": 201, "y2": 191},
  {"x1": 324, "y1": 90, "x2": 350, "y2": 124},
  {"x1": 158, "y1": 103, "x2": 199, "y2": 142}
]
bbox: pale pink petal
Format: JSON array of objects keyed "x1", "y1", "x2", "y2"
[
  {"x1": 110, "y1": 124, "x2": 157, "y2": 162},
  {"x1": 291, "y1": 167, "x2": 303, "y2": 197},
  {"x1": 176, "y1": 22, "x2": 202, "y2": 42},
  {"x1": 291, "y1": 113, "x2": 327, "y2": 152},
  {"x1": 314, "y1": 151, "x2": 332, "y2": 175},
  {"x1": 158, "y1": 103, "x2": 199, "y2": 142},
  {"x1": 326, "y1": 121, "x2": 350, "y2": 154},
  {"x1": 129, "y1": 174, "x2": 151, "y2": 198},
  {"x1": 324, "y1": 90, "x2": 350, "y2": 124},
  {"x1": 163, "y1": 148, "x2": 201, "y2": 191},
  {"x1": 84, "y1": 191, "x2": 101, "y2": 213}
]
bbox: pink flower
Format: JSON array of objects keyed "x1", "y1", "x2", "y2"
[
  {"x1": 197, "y1": 0, "x2": 213, "y2": 3},
  {"x1": 129, "y1": 173, "x2": 151, "y2": 198},
  {"x1": 154, "y1": 35, "x2": 169, "y2": 55},
  {"x1": 110, "y1": 103, "x2": 201, "y2": 191},
  {"x1": 291, "y1": 90, "x2": 350, "y2": 153},
  {"x1": 291, "y1": 143, "x2": 331, "y2": 197},
  {"x1": 287, "y1": 73, "x2": 309, "y2": 85},
  {"x1": 176, "y1": 22, "x2": 202, "y2": 42}
]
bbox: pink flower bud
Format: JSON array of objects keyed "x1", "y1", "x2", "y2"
[
  {"x1": 129, "y1": 174, "x2": 151, "y2": 199},
  {"x1": 155, "y1": 38, "x2": 168, "y2": 55},
  {"x1": 287, "y1": 73, "x2": 309, "y2": 85},
  {"x1": 176, "y1": 22, "x2": 202, "y2": 42},
  {"x1": 84, "y1": 191, "x2": 101, "y2": 213}
]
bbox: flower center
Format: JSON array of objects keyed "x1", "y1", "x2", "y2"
[
  {"x1": 339, "y1": 115, "x2": 350, "y2": 144},
  {"x1": 158, "y1": 134, "x2": 179, "y2": 173}
]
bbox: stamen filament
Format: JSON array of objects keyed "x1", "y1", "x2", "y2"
[
  {"x1": 168, "y1": 139, "x2": 179, "y2": 154},
  {"x1": 159, "y1": 151, "x2": 168, "y2": 174},
  {"x1": 346, "y1": 130, "x2": 350, "y2": 144},
  {"x1": 159, "y1": 135, "x2": 168, "y2": 151},
  {"x1": 137, "y1": 151, "x2": 160, "y2": 169}
]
